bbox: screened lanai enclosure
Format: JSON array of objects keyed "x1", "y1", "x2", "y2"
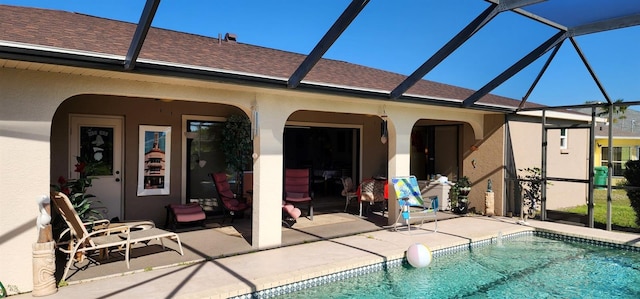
[{"x1": 5, "y1": 1, "x2": 640, "y2": 293}]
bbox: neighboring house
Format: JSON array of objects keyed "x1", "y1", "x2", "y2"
[
  {"x1": 595, "y1": 116, "x2": 640, "y2": 185},
  {"x1": 573, "y1": 108, "x2": 640, "y2": 185},
  {"x1": 0, "y1": 5, "x2": 592, "y2": 293}
]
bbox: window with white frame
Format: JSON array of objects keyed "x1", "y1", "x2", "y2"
[
  {"x1": 601, "y1": 146, "x2": 635, "y2": 176},
  {"x1": 560, "y1": 128, "x2": 568, "y2": 149}
]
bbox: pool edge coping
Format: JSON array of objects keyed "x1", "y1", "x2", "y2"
[{"x1": 232, "y1": 227, "x2": 640, "y2": 299}]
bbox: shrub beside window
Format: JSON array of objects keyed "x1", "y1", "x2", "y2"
[{"x1": 623, "y1": 160, "x2": 640, "y2": 226}]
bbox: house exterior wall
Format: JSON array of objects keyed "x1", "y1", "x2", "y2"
[
  {"x1": 2, "y1": 62, "x2": 498, "y2": 293},
  {"x1": 51, "y1": 96, "x2": 243, "y2": 223},
  {"x1": 508, "y1": 117, "x2": 589, "y2": 211},
  {"x1": 4, "y1": 62, "x2": 594, "y2": 295},
  {"x1": 461, "y1": 115, "x2": 506, "y2": 215},
  {"x1": 1, "y1": 66, "x2": 261, "y2": 293},
  {"x1": 594, "y1": 137, "x2": 640, "y2": 184},
  {"x1": 2, "y1": 68, "x2": 65, "y2": 294},
  {"x1": 546, "y1": 122, "x2": 590, "y2": 209}
]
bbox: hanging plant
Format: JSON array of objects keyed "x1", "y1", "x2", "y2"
[{"x1": 221, "y1": 114, "x2": 252, "y2": 175}]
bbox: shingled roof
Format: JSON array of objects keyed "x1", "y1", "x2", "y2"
[{"x1": 0, "y1": 4, "x2": 542, "y2": 110}]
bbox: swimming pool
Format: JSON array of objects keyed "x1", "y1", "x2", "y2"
[{"x1": 266, "y1": 232, "x2": 640, "y2": 298}]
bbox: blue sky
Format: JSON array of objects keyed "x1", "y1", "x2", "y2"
[{"x1": 2, "y1": 0, "x2": 639, "y2": 107}]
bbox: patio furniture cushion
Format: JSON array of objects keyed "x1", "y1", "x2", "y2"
[
  {"x1": 283, "y1": 202, "x2": 301, "y2": 219},
  {"x1": 172, "y1": 204, "x2": 206, "y2": 222},
  {"x1": 211, "y1": 172, "x2": 251, "y2": 223},
  {"x1": 284, "y1": 168, "x2": 313, "y2": 220},
  {"x1": 166, "y1": 203, "x2": 206, "y2": 229}
]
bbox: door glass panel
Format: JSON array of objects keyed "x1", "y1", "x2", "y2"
[
  {"x1": 283, "y1": 127, "x2": 358, "y2": 196},
  {"x1": 187, "y1": 120, "x2": 226, "y2": 213},
  {"x1": 79, "y1": 126, "x2": 114, "y2": 176},
  {"x1": 410, "y1": 125, "x2": 459, "y2": 181}
]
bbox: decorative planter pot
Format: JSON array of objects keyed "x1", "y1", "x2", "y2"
[
  {"x1": 32, "y1": 241, "x2": 57, "y2": 296},
  {"x1": 455, "y1": 188, "x2": 470, "y2": 214},
  {"x1": 455, "y1": 199, "x2": 469, "y2": 214}
]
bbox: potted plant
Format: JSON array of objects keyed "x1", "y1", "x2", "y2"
[
  {"x1": 517, "y1": 167, "x2": 543, "y2": 219},
  {"x1": 221, "y1": 114, "x2": 252, "y2": 195},
  {"x1": 51, "y1": 157, "x2": 104, "y2": 222},
  {"x1": 452, "y1": 176, "x2": 471, "y2": 214}
]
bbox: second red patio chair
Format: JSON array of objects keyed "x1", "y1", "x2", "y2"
[
  {"x1": 284, "y1": 168, "x2": 313, "y2": 220},
  {"x1": 211, "y1": 172, "x2": 250, "y2": 223}
]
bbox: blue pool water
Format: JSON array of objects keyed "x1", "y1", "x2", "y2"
[{"x1": 275, "y1": 234, "x2": 640, "y2": 298}]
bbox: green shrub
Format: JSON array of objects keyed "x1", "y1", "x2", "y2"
[
  {"x1": 221, "y1": 114, "x2": 252, "y2": 174},
  {"x1": 623, "y1": 160, "x2": 640, "y2": 226},
  {"x1": 518, "y1": 167, "x2": 543, "y2": 214}
]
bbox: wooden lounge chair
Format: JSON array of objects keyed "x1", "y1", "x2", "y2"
[{"x1": 51, "y1": 191, "x2": 184, "y2": 281}]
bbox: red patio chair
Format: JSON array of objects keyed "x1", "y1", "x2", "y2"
[
  {"x1": 284, "y1": 168, "x2": 314, "y2": 220},
  {"x1": 211, "y1": 172, "x2": 250, "y2": 223}
]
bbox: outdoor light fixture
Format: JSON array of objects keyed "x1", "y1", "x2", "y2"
[
  {"x1": 380, "y1": 114, "x2": 388, "y2": 144},
  {"x1": 380, "y1": 105, "x2": 388, "y2": 144},
  {"x1": 251, "y1": 104, "x2": 258, "y2": 140}
]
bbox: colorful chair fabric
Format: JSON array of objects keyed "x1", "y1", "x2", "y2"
[
  {"x1": 284, "y1": 168, "x2": 313, "y2": 220},
  {"x1": 391, "y1": 176, "x2": 438, "y2": 233}
]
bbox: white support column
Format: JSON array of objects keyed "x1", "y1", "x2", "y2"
[
  {"x1": 251, "y1": 97, "x2": 291, "y2": 249},
  {"x1": 386, "y1": 113, "x2": 418, "y2": 226}
]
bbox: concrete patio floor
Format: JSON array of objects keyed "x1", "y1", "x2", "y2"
[{"x1": 14, "y1": 213, "x2": 640, "y2": 298}]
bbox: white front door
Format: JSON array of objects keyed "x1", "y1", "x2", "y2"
[{"x1": 70, "y1": 115, "x2": 124, "y2": 220}]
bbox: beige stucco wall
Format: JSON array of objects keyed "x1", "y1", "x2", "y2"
[
  {"x1": 461, "y1": 115, "x2": 506, "y2": 215},
  {"x1": 1, "y1": 61, "x2": 494, "y2": 293},
  {"x1": 508, "y1": 117, "x2": 589, "y2": 211},
  {"x1": 546, "y1": 122, "x2": 590, "y2": 209}
]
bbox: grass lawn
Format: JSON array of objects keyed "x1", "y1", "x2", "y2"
[{"x1": 559, "y1": 189, "x2": 639, "y2": 230}]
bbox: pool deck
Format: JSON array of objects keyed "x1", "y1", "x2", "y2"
[{"x1": 16, "y1": 215, "x2": 640, "y2": 298}]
